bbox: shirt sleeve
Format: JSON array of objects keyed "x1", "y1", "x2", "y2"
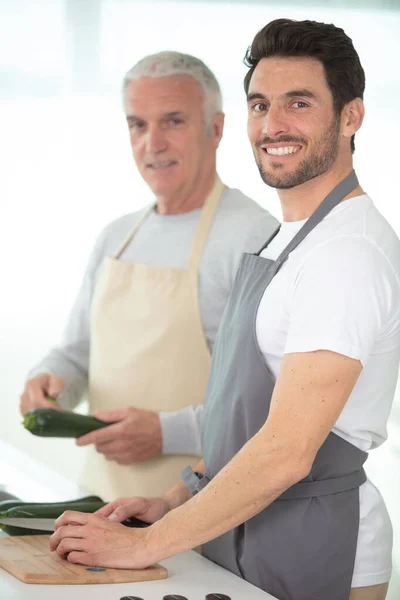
[
  {"x1": 284, "y1": 236, "x2": 397, "y2": 367},
  {"x1": 27, "y1": 230, "x2": 108, "y2": 409},
  {"x1": 159, "y1": 404, "x2": 204, "y2": 455}
]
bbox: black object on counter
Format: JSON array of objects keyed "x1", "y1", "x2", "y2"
[
  {"x1": 119, "y1": 596, "x2": 144, "y2": 600},
  {"x1": 206, "y1": 595, "x2": 232, "y2": 600},
  {"x1": 163, "y1": 595, "x2": 189, "y2": 600},
  {"x1": 122, "y1": 516, "x2": 150, "y2": 528}
]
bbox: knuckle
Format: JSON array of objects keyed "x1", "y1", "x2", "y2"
[
  {"x1": 56, "y1": 540, "x2": 68, "y2": 556},
  {"x1": 59, "y1": 525, "x2": 71, "y2": 537}
]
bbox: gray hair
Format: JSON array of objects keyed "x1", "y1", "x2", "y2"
[{"x1": 122, "y1": 51, "x2": 223, "y2": 130}]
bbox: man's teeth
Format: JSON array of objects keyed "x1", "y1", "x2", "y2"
[
  {"x1": 150, "y1": 161, "x2": 175, "y2": 169},
  {"x1": 266, "y1": 146, "x2": 300, "y2": 156}
]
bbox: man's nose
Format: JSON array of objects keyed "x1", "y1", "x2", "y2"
[
  {"x1": 261, "y1": 105, "x2": 290, "y2": 139},
  {"x1": 145, "y1": 126, "x2": 168, "y2": 153}
]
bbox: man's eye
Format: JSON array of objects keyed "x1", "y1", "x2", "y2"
[
  {"x1": 129, "y1": 121, "x2": 145, "y2": 130},
  {"x1": 252, "y1": 103, "x2": 267, "y2": 113},
  {"x1": 291, "y1": 101, "x2": 308, "y2": 109},
  {"x1": 169, "y1": 118, "x2": 183, "y2": 125}
]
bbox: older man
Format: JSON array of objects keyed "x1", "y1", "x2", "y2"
[{"x1": 20, "y1": 52, "x2": 278, "y2": 500}]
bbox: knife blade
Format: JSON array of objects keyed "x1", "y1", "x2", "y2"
[
  {"x1": 0, "y1": 515, "x2": 150, "y2": 531},
  {"x1": 0, "y1": 517, "x2": 56, "y2": 531}
]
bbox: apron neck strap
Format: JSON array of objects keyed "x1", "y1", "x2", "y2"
[
  {"x1": 187, "y1": 175, "x2": 227, "y2": 272},
  {"x1": 112, "y1": 175, "x2": 226, "y2": 263},
  {"x1": 258, "y1": 170, "x2": 359, "y2": 275},
  {"x1": 113, "y1": 203, "x2": 156, "y2": 260}
]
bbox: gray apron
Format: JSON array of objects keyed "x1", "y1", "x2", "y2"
[{"x1": 183, "y1": 171, "x2": 367, "y2": 600}]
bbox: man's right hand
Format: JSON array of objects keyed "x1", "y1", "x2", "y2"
[
  {"x1": 96, "y1": 496, "x2": 171, "y2": 525},
  {"x1": 20, "y1": 374, "x2": 65, "y2": 415}
]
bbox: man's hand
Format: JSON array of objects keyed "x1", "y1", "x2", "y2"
[
  {"x1": 96, "y1": 495, "x2": 171, "y2": 524},
  {"x1": 76, "y1": 407, "x2": 162, "y2": 464},
  {"x1": 20, "y1": 374, "x2": 65, "y2": 414},
  {"x1": 49, "y1": 511, "x2": 156, "y2": 569}
]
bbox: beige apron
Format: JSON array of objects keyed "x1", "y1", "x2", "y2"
[{"x1": 80, "y1": 177, "x2": 226, "y2": 501}]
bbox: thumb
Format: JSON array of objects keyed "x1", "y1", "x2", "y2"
[
  {"x1": 47, "y1": 376, "x2": 65, "y2": 400},
  {"x1": 94, "y1": 407, "x2": 132, "y2": 423}
]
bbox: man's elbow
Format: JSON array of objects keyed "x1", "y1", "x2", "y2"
[
  {"x1": 259, "y1": 438, "x2": 316, "y2": 494},
  {"x1": 279, "y1": 442, "x2": 317, "y2": 488}
]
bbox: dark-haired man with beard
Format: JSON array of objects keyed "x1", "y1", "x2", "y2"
[{"x1": 50, "y1": 19, "x2": 400, "y2": 600}]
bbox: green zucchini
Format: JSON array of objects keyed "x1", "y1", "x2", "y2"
[
  {"x1": 22, "y1": 408, "x2": 112, "y2": 438},
  {"x1": 0, "y1": 497, "x2": 106, "y2": 536},
  {"x1": 0, "y1": 495, "x2": 103, "y2": 514},
  {"x1": 0, "y1": 524, "x2": 47, "y2": 536},
  {"x1": 0, "y1": 500, "x2": 23, "y2": 512}
]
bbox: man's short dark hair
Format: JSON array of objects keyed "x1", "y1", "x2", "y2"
[{"x1": 244, "y1": 19, "x2": 365, "y2": 153}]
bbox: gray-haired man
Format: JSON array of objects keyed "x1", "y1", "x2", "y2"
[{"x1": 20, "y1": 51, "x2": 278, "y2": 500}]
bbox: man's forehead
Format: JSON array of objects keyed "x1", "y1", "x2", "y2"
[
  {"x1": 124, "y1": 75, "x2": 203, "y2": 115},
  {"x1": 126, "y1": 75, "x2": 202, "y2": 100},
  {"x1": 248, "y1": 56, "x2": 326, "y2": 94}
]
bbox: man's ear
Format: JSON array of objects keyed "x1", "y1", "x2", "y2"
[
  {"x1": 341, "y1": 97, "x2": 365, "y2": 140},
  {"x1": 212, "y1": 112, "x2": 225, "y2": 148}
]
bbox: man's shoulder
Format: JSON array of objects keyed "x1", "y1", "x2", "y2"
[
  {"x1": 213, "y1": 187, "x2": 279, "y2": 253},
  {"x1": 220, "y1": 187, "x2": 264, "y2": 214},
  {"x1": 219, "y1": 187, "x2": 278, "y2": 226},
  {"x1": 94, "y1": 206, "x2": 152, "y2": 254},
  {"x1": 307, "y1": 195, "x2": 400, "y2": 275}
]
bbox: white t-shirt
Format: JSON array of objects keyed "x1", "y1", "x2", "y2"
[{"x1": 256, "y1": 194, "x2": 400, "y2": 587}]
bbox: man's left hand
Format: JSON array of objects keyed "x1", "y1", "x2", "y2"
[
  {"x1": 76, "y1": 407, "x2": 162, "y2": 464},
  {"x1": 49, "y1": 511, "x2": 155, "y2": 569}
]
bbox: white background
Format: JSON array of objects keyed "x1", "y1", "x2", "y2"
[{"x1": 1, "y1": 1, "x2": 399, "y2": 596}]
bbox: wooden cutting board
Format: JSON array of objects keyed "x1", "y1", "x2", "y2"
[{"x1": 0, "y1": 535, "x2": 168, "y2": 584}]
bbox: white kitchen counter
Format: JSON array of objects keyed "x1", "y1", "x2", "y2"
[
  {"x1": 0, "y1": 550, "x2": 276, "y2": 600},
  {"x1": 0, "y1": 440, "x2": 277, "y2": 599}
]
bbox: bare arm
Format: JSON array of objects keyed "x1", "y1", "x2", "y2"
[
  {"x1": 146, "y1": 350, "x2": 362, "y2": 558},
  {"x1": 51, "y1": 350, "x2": 362, "y2": 568}
]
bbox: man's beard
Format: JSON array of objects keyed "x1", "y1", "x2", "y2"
[{"x1": 255, "y1": 116, "x2": 341, "y2": 190}]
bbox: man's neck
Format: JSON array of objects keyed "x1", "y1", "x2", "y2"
[
  {"x1": 277, "y1": 162, "x2": 364, "y2": 222},
  {"x1": 155, "y1": 168, "x2": 218, "y2": 215}
]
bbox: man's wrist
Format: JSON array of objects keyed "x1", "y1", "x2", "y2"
[{"x1": 162, "y1": 481, "x2": 191, "y2": 511}]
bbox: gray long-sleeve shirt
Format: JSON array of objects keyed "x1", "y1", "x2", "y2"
[{"x1": 28, "y1": 187, "x2": 279, "y2": 455}]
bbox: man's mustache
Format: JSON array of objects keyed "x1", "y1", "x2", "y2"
[{"x1": 255, "y1": 135, "x2": 307, "y2": 148}]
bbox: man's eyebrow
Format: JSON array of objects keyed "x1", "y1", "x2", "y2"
[
  {"x1": 163, "y1": 111, "x2": 185, "y2": 117},
  {"x1": 126, "y1": 111, "x2": 185, "y2": 121},
  {"x1": 247, "y1": 92, "x2": 267, "y2": 103},
  {"x1": 284, "y1": 89, "x2": 317, "y2": 100},
  {"x1": 247, "y1": 89, "x2": 317, "y2": 103}
]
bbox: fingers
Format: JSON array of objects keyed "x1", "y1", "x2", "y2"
[
  {"x1": 108, "y1": 503, "x2": 142, "y2": 522},
  {"x1": 95, "y1": 501, "x2": 120, "y2": 518},
  {"x1": 50, "y1": 525, "x2": 88, "y2": 553},
  {"x1": 57, "y1": 540, "x2": 88, "y2": 560},
  {"x1": 95, "y1": 498, "x2": 148, "y2": 523},
  {"x1": 47, "y1": 375, "x2": 65, "y2": 399},
  {"x1": 20, "y1": 375, "x2": 65, "y2": 414},
  {"x1": 67, "y1": 550, "x2": 95, "y2": 565},
  {"x1": 94, "y1": 407, "x2": 132, "y2": 422},
  {"x1": 101, "y1": 451, "x2": 134, "y2": 465},
  {"x1": 94, "y1": 439, "x2": 129, "y2": 454},
  {"x1": 107, "y1": 498, "x2": 150, "y2": 522},
  {"x1": 76, "y1": 421, "x2": 122, "y2": 447},
  {"x1": 54, "y1": 510, "x2": 90, "y2": 531}
]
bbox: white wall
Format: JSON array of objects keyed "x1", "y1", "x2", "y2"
[{"x1": 1, "y1": 1, "x2": 399, "y2": 596}]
